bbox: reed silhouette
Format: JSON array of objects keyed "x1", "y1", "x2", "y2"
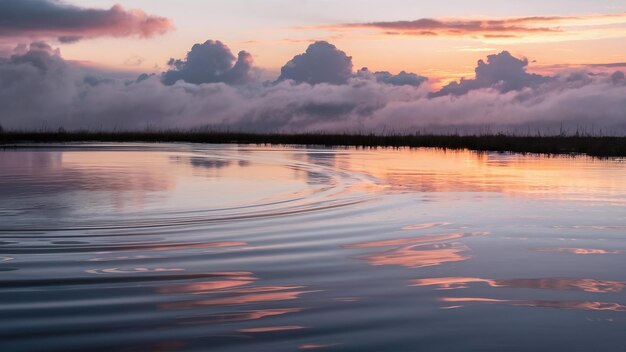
[{"x1": 1, "y1": 130, "x2": 625, "y2": 157}]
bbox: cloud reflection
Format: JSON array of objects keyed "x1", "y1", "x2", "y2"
[
  {"x1": 363, "y1": 243, "x2": 471, "y2": 268},
  {"x1": 238, "y1": 325, "x2": 305, "y2": 333},
  {"x1": 402, "y1": 222, "x2": 451, "y2": 230},
  {"x1": 533, "y1": 247, "x2": 623, "y2": 255},
  {"x1": 344, "y1": 232, "x2": 485, "y2": 249},
  {"x1": 164, "y1": 286, "x2": 314, "y2": 308},
  {"x1": 176, "y1": 308, "x2": 304, "y2": 326},
  {"x1": 345, "y1": 232, "x2": 488, "y2": 268},
  {"x1": 299, "y1": 344, "x2": 339, "y2": 350},
  {"x1": 441, "y1": 297, "x2": 626, "y2": 312},
  {"x1": 412, "y1": 277, "x2": 625, "y2": 293}
]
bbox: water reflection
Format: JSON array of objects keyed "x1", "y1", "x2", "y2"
[
  {"x1": 176, "y1": 308, "x2": 305, "y2": 326},
  {"x1": 441, "y1": 297, "x2": 626, "y2": 312},
  {"x1": 170, "y1": 155, "x2": 254, "y2": 171},
  {"x1": 238, "y1": 326, "x2": 305, "y2": 333},
  {"x1": 532, "y1": 247, "x2": 623, "y2": 255},
  {"x1": 360, "y1": 243, "x2": 470, "y2": 268},
  {"x1": 154, "y1": 268, "x2": 315, "y2": 334},
  {"x1": 345, "y1": 232, "x2": 488, "y2": 268},
  {"x1": 413, "y1": 277, "x2": 625, "y2": 293},
  {"x1": 2, "y1": 145, "x2": 626, "y2": 351},
  {"x1": 402, "y1": 222, "x2": 451, "y2": 230},
  {"x1": 0, "y1": 151, "x2": 175, "y2": 214},
  {"x1": 161, "y1": 285, "x2": 315, "y2": 309},
  {"x1": 344, "y1": 232, "x2": 486, "y2": 249},
  {"x1": 299, "y1": 344, "x2": 338, "y2": 350},
  {"x1": 346, "y1": 148, "x2": 626, "y2": 203}
]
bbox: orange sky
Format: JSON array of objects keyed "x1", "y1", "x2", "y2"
[{"x1": 45, "y1": 1, "x2": 626, "y2": 82}]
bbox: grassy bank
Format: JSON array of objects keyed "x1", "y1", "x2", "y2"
[{"x1": 1, "y1": 131, "x2": 626, "y2": 157}]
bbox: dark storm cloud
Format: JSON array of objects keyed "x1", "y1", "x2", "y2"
[
  {"x1": 0, "y1": 0, "x2": 173, "y2": 42},
  {"x1": 430, "y1": 51, "x2": 549, "y2": 97},
  {"x1": 1, "y1": 41, "x2": 626, "y2": 134},
  {"x1": 277, "y1": 41, "x2": 353, "y2": 85},
  {"x1": 161, "y1": 40, "x2": 253, "y2": 85}
]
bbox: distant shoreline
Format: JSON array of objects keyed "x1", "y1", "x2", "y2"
[{"x1": 1, "y1": 131, "x2": 626, "y2": 157}]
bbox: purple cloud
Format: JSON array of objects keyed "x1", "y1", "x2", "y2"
[
  {"x1": 0, "y1": 0, "x2": 173, "y2": 43},
  {"x1": 278, "y1": 41, "x2": 353, "y2": 85},
  {"x1": 0, "y1": 41, "x2": 625, "y2": 135},
  {"x1": 431, "y1": 51, "x2": 549, "y2": 97},
  {"x1": 162, "y1": 40, "x2": 253, "y2": 86}
]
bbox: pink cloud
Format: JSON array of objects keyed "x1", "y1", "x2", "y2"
[{"x1": 0, "y1": 0, "x2": 173, "y2": 43}]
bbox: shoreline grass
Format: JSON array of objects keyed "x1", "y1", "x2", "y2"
[{"x1": 1, "y1": 131, "x2": 626, "y2": 157}]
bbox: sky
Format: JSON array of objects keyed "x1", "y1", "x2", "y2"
[
  {"x1": 0, "y1": 0, "x2": 625, "y2": 133},
  {"x1": 7, "y1": 0, "x2": 626, "y2": 78}
]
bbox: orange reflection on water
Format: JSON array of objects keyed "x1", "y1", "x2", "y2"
[
  {"x1": 402, "y1": 222, "x2": 451, "y2": 230},
  {"x1": 570, "y1": 225, "x2": 626, "y2": 230},
  {"x1": 345, "y1": 148, "x2": 626, "y2": 203},
  {"x1": 364, "y1": 243, "x2": 470, "y2": 268},
  {"x1": 177, "y1": 308, "x2": 304, "y2": 325},
  {"x1": 179, "y1": 290, "x2": 313, "y2": 307},
  {"x1": 158, "y1": 280, "x2": 256, "y2": 294},
  {"x1": 345, "y1": 232, "x2": 487, "y2": 268},
  {"x1": 517, "y1": 300, "x2": 626, "y2": 312},
  {"x1": 343, "y1": 232, "x2": 485, "y2": 249},
  {"x1": 412, "y1": 277, "x2": 625, "y2": 293},
  {"x1": 441, "y1": 297, "x2": 626, "y2": 312},
  {"x1": 412, "y1": 277, "x2": 495, "y2": 290},
  {"x1": 228, "y1": 285, "x2": 306, "y2": 293},
  {"x1": 299, "y1": 344, "x2": 338, "y2": 350},
  {"x1": 160, "y1": 285, "x2": 315, "y2": 310},
  {"x1": 156, "y1": 271, "x2": 256, "y2": 295},
  {"x1": 533, "y1": 247, "x2": 622, "y2": 255},
  {"x1": 498, "y1": 278, "x2": 625, "y2": 293},
  {"x1": 441, "y1": 297, "x2": 506, "y2": 303},
  {"x1": 238, "y1": 326, "x2": 305, "y2": 333}
]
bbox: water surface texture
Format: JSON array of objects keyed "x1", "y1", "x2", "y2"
[{"x1": 1, "y1": 144, "x2": 625, "y2": 351}]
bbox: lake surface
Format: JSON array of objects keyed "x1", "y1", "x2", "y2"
[{"x1": 1, "y1": 144, "x2": 625, "y2": 351}]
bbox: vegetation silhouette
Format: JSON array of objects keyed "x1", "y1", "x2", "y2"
[{"x1": 1, "y1": 130, "x2": 625, "y2": 157}]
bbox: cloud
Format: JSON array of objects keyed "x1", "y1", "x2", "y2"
[
  {"x1": 323, "y1": 13, "x2": 626, "y2": 39},
  {"x1": 0, "y1": 0, "x2": 173, "y2": 43},
  {"x1": 336, "y1": 17, "x2": 561, "y2": 38},
  {"x1": 161, "y1": 40, "x2": 253, "y2": 86},
  {"x1": 1, "y1": 41, "x2": 625, "y2": 135},
  {"x1": 431, "y1": 51, "x2": 549, "y2": 97},
  {"x1": 357, "y1": 68, "x2": 427, "y2": 87},
  {"x1": 0, "y1": 42, "x2": 79, "y2": 127},
  {"x1": 612, "y1": 71, "x2": 625, "y2": 85},
  {"x1": 277, "y1": 41, "x2": 353, "y2": 85}
]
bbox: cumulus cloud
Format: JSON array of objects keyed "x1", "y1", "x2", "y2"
[
  {"x1": 611, "y1": 71, "x2": 625, "y2": 85},
  {"x1": 1, "y1": 41, "x2": 625, "y2": 135},
  {"x1": 161, "y1": 40, "x2": 253, "y2": 86},
  {"x1": 431, "y1": 51, "x2": 549, "y2": 97},
  {"x1": 357, "y1": 68, "x2": 427, "y2": 87},
  {"x1": 0, "y1": 0, "x2": 173, "y2": 43},
  {"x1": 278, "y1": 41, "x2": 353, "y2": 85}
]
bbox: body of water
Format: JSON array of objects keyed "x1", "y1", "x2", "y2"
[{"x1": 1, "y1": 144, "x2": 625, "y2": 351}]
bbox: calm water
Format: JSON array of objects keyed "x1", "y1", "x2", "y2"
[{"x1": 1, "y1": 144, "x2": 625, "y2": 351}]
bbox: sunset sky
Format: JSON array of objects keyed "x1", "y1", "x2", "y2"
[
  {"x1": 1, "y1": 0, "x2": 625, "y2": 132},
  {"x1": 9, "y1": 0, "x2": 626, "y2": 79}
]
